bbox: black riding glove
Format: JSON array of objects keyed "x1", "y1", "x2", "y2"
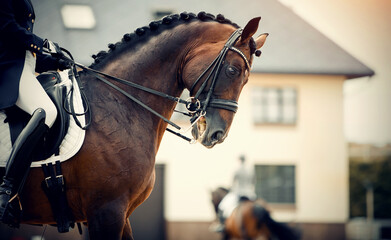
[
  {"x1": 43, "y1": 39, "x2": 61, "y2": 54},
  {"x1": 58, "y1": 59, "x2": 72, "y2": 70}
]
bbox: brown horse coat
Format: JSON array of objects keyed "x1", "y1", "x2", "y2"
[{"x1": 2, "y1": 12, "x2": 268, "y2": 240}]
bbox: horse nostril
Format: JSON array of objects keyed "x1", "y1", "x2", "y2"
[{"x1": 211, "y1": 130, "x2": 224, "y2": 142}]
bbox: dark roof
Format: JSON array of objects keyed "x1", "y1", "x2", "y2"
[{"x1": 32, "y1": 0, "x2": 374, "y2": 79}]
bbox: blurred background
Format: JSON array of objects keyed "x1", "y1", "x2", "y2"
[{"x1": 1, "y1": 0, "x2": 390, "y2": 239}]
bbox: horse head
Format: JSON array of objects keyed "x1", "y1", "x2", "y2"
[{"x1": 182, "y1": 17, "x2": 268, "y2": 148}]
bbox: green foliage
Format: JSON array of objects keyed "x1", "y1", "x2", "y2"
[{"x1": 349, "y1": 155, "x2": 391, "y2": 219}]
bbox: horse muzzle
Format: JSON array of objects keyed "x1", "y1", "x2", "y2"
[{"x1": 191, "y1": 114, "x2": 228, "y2": 148}]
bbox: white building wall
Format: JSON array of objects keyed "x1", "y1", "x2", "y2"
[{"x1": 156, "y1": 73, "x2": 348, "y2": 223}]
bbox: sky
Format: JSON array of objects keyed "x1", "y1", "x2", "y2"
[{"x1": 277, "y1": 0, "x2": 391, "y2": 145}]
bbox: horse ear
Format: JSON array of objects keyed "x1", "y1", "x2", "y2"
[
  {"x1": 240, "y1": 17, "x2": 261, "y2": 43},
  {"x1": 254, "y1": 33, "x2": 269, "y2": 49}
]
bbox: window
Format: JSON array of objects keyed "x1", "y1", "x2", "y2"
[
  {"x1": 252, "y1": 87, "x2": 297, "y2": 124},
  {"x1": 255, "y1": 165, "x2": 296, "y2": 204},
  {"x1": 152, "y1": 9, "x2": 174, "y2": 20},
  {"x1": 61, "y1": 5, "x2": 96, "y2": 29}
]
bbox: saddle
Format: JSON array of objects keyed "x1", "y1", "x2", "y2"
[
  {"x1": 0, "y1": 69, "x2": 86, "y2": 167},
  {"x1": 5, "y1": 71, "x2": 70, "y2": 160}
]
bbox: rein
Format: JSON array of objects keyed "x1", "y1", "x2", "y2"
[{"x1": 68, "y1": 28, "x2": 250, "y2": 143}]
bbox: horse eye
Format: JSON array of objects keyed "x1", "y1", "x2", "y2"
[{"x1": 226, "y1": 66, "x2": 239, "y2": 77}]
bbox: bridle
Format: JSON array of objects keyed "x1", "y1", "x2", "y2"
[
  {"x1": 182, "y1": 28, "x2": 250, "y2": 141},
  {"x1": 66, "y1": 28, "x2": 251, "y2": 142},
  {"x1": 189, "y1": 28, "x2": 250, "y2": 115}
]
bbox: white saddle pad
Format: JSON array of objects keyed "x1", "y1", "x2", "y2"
[{"x1": 0, "y1": 70, "x2": 86, "y2": 168}]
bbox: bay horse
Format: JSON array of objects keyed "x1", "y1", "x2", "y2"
[
  {"x1": 211, "y1": 187, "x2": 301, "y2": 240},
  {"x1": 1, "y1": 12, "x2": 268, "y2": 239}
]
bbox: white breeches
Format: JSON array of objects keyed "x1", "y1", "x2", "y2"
[
  {"x1": 218, "y1": 192, "x2": 239, "y2": 219},
  {"x1": 15, "y1": 51, "x2": 57, "y2": 128}
]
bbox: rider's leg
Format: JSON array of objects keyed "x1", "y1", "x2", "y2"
[
  {"x1": 0, "y1": 51, "x2": 57, "y2": 224},
  {"x1": 212, "y1": 192, "x2": 239, "y2": 232},
  {"x1": 209, "y1": 208, "x2": 226, "y2": 233},
  {"x1": 0, "y1": 108, "x2": 47, "y2": 223},
  {"x1": 15, "y1": 51, "x2": 57, "y2": 127}
]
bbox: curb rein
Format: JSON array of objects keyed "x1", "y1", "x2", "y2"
[{"x1": 71, "y1": 28, "x2": 250, "y2": 143}]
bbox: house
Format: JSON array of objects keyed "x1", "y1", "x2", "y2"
[{"x1": 25, "y1": 0, "x2": 376, "y2": 239}]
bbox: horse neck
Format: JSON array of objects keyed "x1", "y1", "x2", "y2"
[{"x1": 81, "y1": 23, "x2": 209, "y2": 150}]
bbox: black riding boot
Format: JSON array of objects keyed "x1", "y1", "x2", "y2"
[
  {"x1": 0, "y1": 108, "x2": 48, "y2": 226},
  {"x1": 213, "y1": 209, "x2": 226, "y2": 233}
]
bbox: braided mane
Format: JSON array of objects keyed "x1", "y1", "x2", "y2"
[{"x1": 89, "y1": 11, "x2": 253, "y2": 68}]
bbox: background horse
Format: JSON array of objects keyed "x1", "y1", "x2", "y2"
[
  {"x1": 211, "y1": 187, "x2": 301, "y2": 240},
  {"x1": 1, "y1": 12, "x2": 267, "y2": 239}
]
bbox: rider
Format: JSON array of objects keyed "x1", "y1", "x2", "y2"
[
  {"x1": 214, "y1": 154, "x2": 256, "y2": 232},
  {"x1": 0, "y1": 0, "x2": 69, "y2": 224},
  {"x1": 231, "y1": 154, "x2": 256, "y2": 201}
]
